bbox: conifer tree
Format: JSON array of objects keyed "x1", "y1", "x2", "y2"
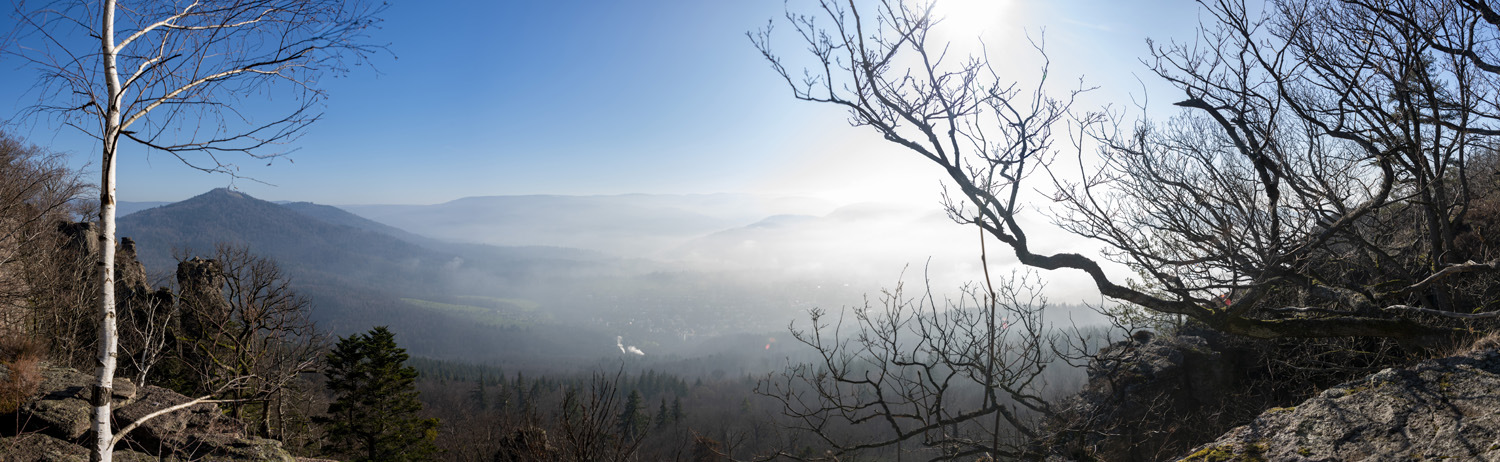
[
  {"x1": 470, "y1": 374, "x2": 489, "y2": 410},
  {"x1": 618, "y1": 390, "x2": 648, "y2": 438},
  {"x1": 514, "y1": 372, "x2": 528, "y2": 413},
  {"x1": 323, "y1": 326, "x2": 439, "y2": 462},
  {"x1": 655, "y1": 398, "x2": 670, "y2": 429}
]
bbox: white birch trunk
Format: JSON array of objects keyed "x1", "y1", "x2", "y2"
[{"x1": 93, "y1": 1, "x2": 122, "y2": 460}]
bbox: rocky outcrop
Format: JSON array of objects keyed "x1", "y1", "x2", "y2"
[
  {"x1": 0, "y1": 433, "x2": 159, "y2": 462},
  {"x1": 176, "y1": 257, "x2": 229, "y2": 337},
  {"x1": 493, "y1": 426, "x2": 559, "y2": 462},
  {"x1": 113, "y1": 384, "x2": 246, "y2": 453},
  {"x1": 0, "y1": 363, "x2": 293, "y2": 462},
  {"x1": 1177, "y1": 347, "x2": 1500, "y2": 461},
  {"x1": 1043, "y1": 330, "x2": 1264, "y2": 462},
  {"x1": 116, "y1": 237, "x2": 150, "y2": 296},
  {"x1": 56, "y1": 221, "x2": 98, "y2": 258},
  {"x1": 16, "y1": 365, "x2": 136, "y2": 440},
  {"x1": 56, "y1": 222, "x2": 153, "y2": 298},
  {"x1": 1084, "y1": 333, "x2": 1240, "y2": 416}
]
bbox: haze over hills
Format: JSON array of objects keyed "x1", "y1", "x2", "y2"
[
  {"x1": 113, "y1": 189, "x2": 870, "y2": 364},
  {"x1": 117, "y1": 189, "x2": 636, "y2": 361},
  {"x1": 116, "y1": 201, "x2": 171, "y2": 216},
  {"x1": 114, "y1": 188, "x2": 1106, "y2": 367},
  {"x1": 666, "y1": 201, "x2": 981, "y2": 286},
  {"x1": 332, "y1": 193, "x2": 1108, "y2": 298},
  {"x1": 340, "y1": 193, "x2": 837, "y2": 257}
]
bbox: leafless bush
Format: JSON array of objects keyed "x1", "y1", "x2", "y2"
[{"x1": 755, "y1": 268, "x2": 1076, "y2": 461}]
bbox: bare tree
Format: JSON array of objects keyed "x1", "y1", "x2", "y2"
[
  {"x1": 0, "y1": 133, "x2": 88, "y2": 333},
  {"x1": 1064, "y1": 0, "x2": 1500, "y2": 337},
  {"x1": 23, "y1": 223, "x2": 101, "y2": 368},
  {"x1": 8, "y1": 1, "x2": 383, "y2": 459},
  {"x1": 756, "y1": 267, "x2": 1065, "y2": 461},
  {"x1": 752, "y1": 0, "x2": 1500, "y2": 344},
  {"x1": 165, "y1": 244, "x2": 324, "y2": 439},
  {"x1": 117, "y1": 284, "x2": 174, "y2": 387},
  {"x1": 556, "y1": 371, "x2": 649, "y2": 462}
]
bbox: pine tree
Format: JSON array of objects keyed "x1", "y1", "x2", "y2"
[
  {"x1": 515, "y1": 372, "x2": 528, "y2": 413},
  {"x1": 323, "y1": 326, "x2": 439, "y2": 462},
  {"x1": 655, "y1": 398, "x2": 670, "y2": 429},
  {"x1": 671, "y1": 396, "x2": 684, "y2": 424},
  {"x1": 618, "y1": 389, "x2": 648, "y2": 438},
  {"x1": 470, "y1": 374, "x2": 489, "y2": 410}
]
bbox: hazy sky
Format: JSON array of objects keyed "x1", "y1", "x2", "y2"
[{"x1": 0, "y1": 0, "x2": 1202, "y2": 205}]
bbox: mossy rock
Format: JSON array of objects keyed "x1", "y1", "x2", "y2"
[{"x1": 1178, "y1": 442, "x2": 1266, "y2": 462}]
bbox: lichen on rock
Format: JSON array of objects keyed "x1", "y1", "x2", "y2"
[{"x1": 1177, "y1": 348, "x2": 1500, "y2": 461}]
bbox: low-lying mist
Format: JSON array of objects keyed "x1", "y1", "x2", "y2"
[
  {"x1": 118, "y1": 190, "x2": 1116, "y2": 372},
  {"x1": 348, "y1": 194, "x2": 1118, "y2": 367}
]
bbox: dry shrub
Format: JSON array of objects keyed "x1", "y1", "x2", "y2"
[
  {"x1": 0, "y1": 335, "x2": 47, "y2": 363},
  {"x1": 1465, "y1": 331, "x2": 1500, "y2": 354},
  {"x1": 1425, "y1": 330, "x2": 1500, "y2": 360},
  {"x1": 0, "y1": 357, "x2": 42, "y2": 414},
  {"x1": 0, "y1": 335, "x2": 47, "y2": 414}
]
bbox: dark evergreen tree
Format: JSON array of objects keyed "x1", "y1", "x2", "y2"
[
  {"x1": 618, "y1": 389, "x2": 648, "y2": 438},
  {"x1": 514, "y1": 372, "x2": 528, "y2": 413},
  {"x1": 527, "y1": 381, "x2": 542, "y2": 415},
  {"x1": 470, "y1": 373, "x2": 489, "y2": 410},
  {"x1": 671, "y1": 396, "x2": 684, "y2": 424},
  {"x1": 323, "y1": 326, "x2": 439, "y2": 462},
  {"x1": 496, "y1": 379, "x2": 511, "y2": 412},
  {"x1": 655, "y1": 398, "x2": 670, "y2": 429}
]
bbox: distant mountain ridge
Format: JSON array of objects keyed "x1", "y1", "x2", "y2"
[
  {"x1": 116, "y1": 201, "x2": 171, "y2": 217},
  {"x1": 280, "y1": 201, "x2": 440, "y2": 247},
  {"x1": 108, "y1": 188, "x2": 1083, "y2": 362},
  {"x1": 340, "y1": 193, "x2": 835, "y2": 257},
  {"x1": 119, "y1": 188, "x2": 437, "y2": 280},
  {"x1": 114, "y1": 188, "x2": 624, "y2": 360}
]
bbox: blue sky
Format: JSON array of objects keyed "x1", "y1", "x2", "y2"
[{"x1": 0, "y1": 0, "x2": 1203, "y2": 205}]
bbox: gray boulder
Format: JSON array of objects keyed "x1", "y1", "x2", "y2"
[
  {"x1": 0, "y1": 433, "x2": 156, "y2": 462},
  {"x1": 1177, "y1": 348, "x2": 1500, "y2": 461},
  {"x1": 114, "y1": 384, "x2": 243, "y2": 454},
  {"x1": 0, "y1": 433, "x2": 86, "y2": 462},
  {"x1": 17, "y1": 365, "x2": 136, "y2": 440},
  {"x1": 171, "y1": 434, "x2": 296, "y2": 462}
]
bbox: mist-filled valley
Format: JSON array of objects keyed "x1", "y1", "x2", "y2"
[
  {"x1": 93, "y1": 187, "x2": 1104, "y2": 460},
  {"x1": 116, "y1": 188, "x2": 1103, "y2": 370}
]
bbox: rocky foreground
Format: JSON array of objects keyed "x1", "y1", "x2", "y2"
[
  {"x1": 0, "y1": 363, "x2": 296, "y2": 462},
  {"x1": 1176, "y1": 346, "x2": 1500, "y2": 461}
]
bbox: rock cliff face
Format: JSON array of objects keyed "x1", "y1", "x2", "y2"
[
  {"x1": 1177, "y1": 347, "x2": 1500, "y2": 462},
  {"x1": 0, "y1": 363, "x2": 293, "y2": 462},
  {"x1": 1044, "y1": 330, "x2": 1266, "y2": 462},
  {"x1": 175, "y1": 257, "x2": 229, "y2": 338}
]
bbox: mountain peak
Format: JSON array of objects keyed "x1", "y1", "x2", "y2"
[{"x1": 201, "y1": 187, "x2": 246, "y2": 200}]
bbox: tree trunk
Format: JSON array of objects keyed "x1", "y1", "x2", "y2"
[{"x1": 93, "y1": 1, "x2": 122, "y2": 460}]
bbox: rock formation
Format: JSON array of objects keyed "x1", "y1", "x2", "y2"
[
  {"x1": 1043, "y1": 329, "x2": 1262, "y2": 462},
  {"x1": 8, "y1": 224, "x2": 289, "y2": 461},
  {"x1": 175, "y1": 257, "x2": 229, "y2": 339},
  {"x1": 0, "y1": 362, "x2": 293, "y2": 461},
  {"x1": 1177, "y1": 346, "x2": 1500, "y2": 461}
]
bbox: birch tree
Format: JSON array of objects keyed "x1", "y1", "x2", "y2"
[{"x1": 8, "y1": 1, "x2": 383, "y2": 460}]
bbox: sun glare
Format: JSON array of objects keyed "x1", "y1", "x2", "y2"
[{"x1": 931, "y1": 0, "x2": 1015, "y2": 39}]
